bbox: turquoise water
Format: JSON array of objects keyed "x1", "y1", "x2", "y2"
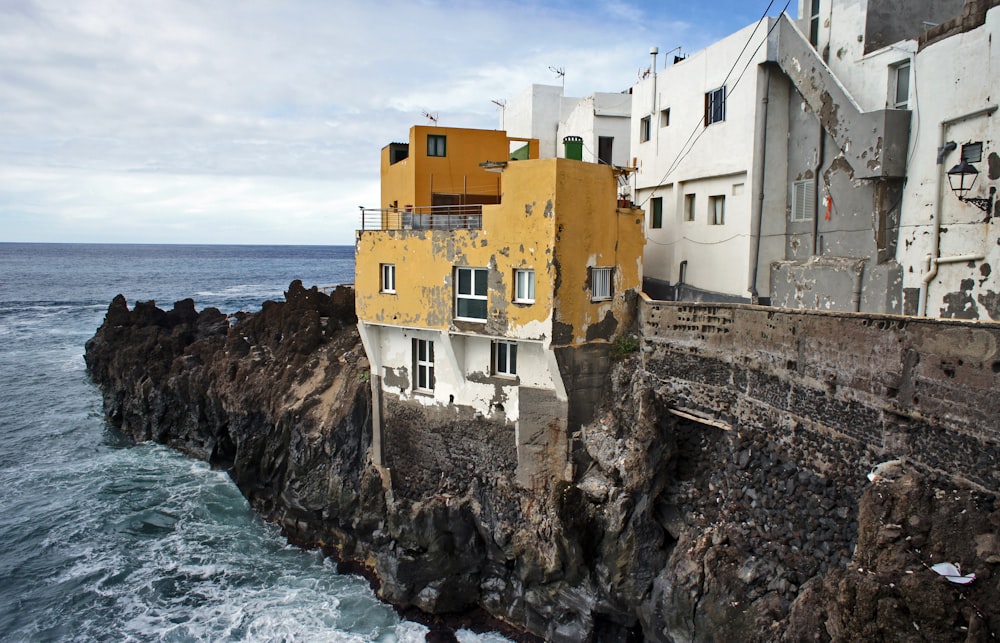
[{"x1": 0, "y1": 243, "x2": 507, "y2": 642}]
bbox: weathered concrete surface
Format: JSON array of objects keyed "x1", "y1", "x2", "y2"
[{"x1": 85, "y1": 286, "x2": 1000, "y2": 641}]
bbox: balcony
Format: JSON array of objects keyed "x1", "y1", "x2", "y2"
[{"x1": 359, "y1": 204, "x2": 483, "y2": 231}]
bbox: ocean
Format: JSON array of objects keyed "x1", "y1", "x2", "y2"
[{"x1": 0, "y1": 243, "x2": 508, "y2": 642}]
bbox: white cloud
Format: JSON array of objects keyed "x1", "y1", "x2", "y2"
[{"x1": 0, "y1": 0, "x2": 769, "y2": 245}]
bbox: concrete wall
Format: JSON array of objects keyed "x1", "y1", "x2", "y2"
[
  {"x1": 556, "y1": 93, "x2": 632, "y2": 167},
  {"x1": 505, "y1": 85, "x2": 564, "y2": 159},
  {"x1": 896, "y1": 5, "x2": 1000, "y2": 319},
  {"x1": 640, "y1": 296, "x2": 1000, "y2": 492}
]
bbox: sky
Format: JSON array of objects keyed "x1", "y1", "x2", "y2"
[{"x1": 0, "y1": 0, "x2": 796, "y2": 246}]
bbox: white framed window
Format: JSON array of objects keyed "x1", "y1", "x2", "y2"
[
  {"x1": 427, "y1": 134, "x2": 446, "y2": 157},
  {"x1": 684, "y1": 194, "x2": 696, "y2": 222},
  {"x1": 493, "y1": 340, "x2": 517, "y2": 377},
  {"x1": 514, "y1": 269, "x2": 535, "y2": 303},
  {"x1": 809, "y1": 0, "x2": 821, "y2": 46},
  {"x1": 791, "y1": 180, "x2": 815, "y2": 222},
  {"x1": 705, "y1": 86, "x2": 726, "y2": 125},
  {"x1": 890, "y1": 61, "x2": 910, "y2": 109},
  {"x1": 650, "y1": 197, "x2": 663, "y2": 229},
  {"x1": 591, "y1": 266, "x2": 613, "y2": 302},
  {"x1": 413, "y1": 338, "x2": 434, "y2": 392},
  {"x1": 640, "y1": 116, "x2": 651, "y2": 143},
  {"x1": 455, "y1": 267, "x2": 488, "y2": 320},
  {"x1": 380, "y1": 263, "x2": 396, "y2": 293},
  {"x1": 708, "y1": 195, "x2": 725, "y2": 225}
]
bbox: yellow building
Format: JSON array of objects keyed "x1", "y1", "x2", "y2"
[{"x1": 356, "y1": 125, "x2": 644, "y2": 487}]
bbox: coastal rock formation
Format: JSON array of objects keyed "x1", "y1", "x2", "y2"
[{"x1": 85, "y1": 284, "x2": 1000, "y2": 641}]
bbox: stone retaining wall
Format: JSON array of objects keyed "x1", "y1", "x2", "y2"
[{"x1": 640, "y1": 296, "x2": 1000, "y2": 492}]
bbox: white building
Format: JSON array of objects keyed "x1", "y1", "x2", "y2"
[
  {"x1": 504, "y1": 84, "x2": 632, "y2": 166},
  {"x1": 632, "y1": 0, "x2": 998, "y2": 319}
]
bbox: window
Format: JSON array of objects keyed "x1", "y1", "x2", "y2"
[
  {"x1": 640, "y1": 116, "x2": 651, "y2": 143},
  {"x1": 650, "y1": 197, "x2": 663, "y2": 229},
  {"x1": 413, "y1": 338, "x2": 434, "y2": 392},
  {"x1": 660, "y1": 108, "x2": 671, "y2": 127},
  {"x1": 427, "y1": 134, "x2": 446, "y2": 157},
  {"x1": 684, "y1": 194, "x2": 696, "y2": 222},
  {"x1": 493, "y1": 340, "x2": 517, "y2": 377},
  {"x1": 708, "y1": 195, "x2": 725, "y2": 225},
  {"x1": 455, "y1": 267, "x2": 488, "y2": 320},
  {"x1": 962, "y1": 142, "x2": 983, "y2": 163},
  {"x1": 791, "y1": 180, "x2": 815, "y2": 222},
  {"x1": 591, "y1": 267, "x2": 613, "y2": 301},
  {"x1": 705, "y1": 87, "x2": 726, "y2": 125},
  {"x1": 380, "y1": 263, "x2": 396, "y2": 293},
  {"x1": 598, "y1": 136, "x2": 614, "y2": 165},
  {"x1": 809, "y1": 0, "x2": 821, "y2": 46},
  {"x1": 514, "y1": 269, "x2": 535, "y2": 303},
  {"x1": 890, "y1": 61, "x2": 910, "y2": 109}
]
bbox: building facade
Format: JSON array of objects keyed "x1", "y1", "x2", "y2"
[
  {"x1": 634, "y1": 0, "x2": 998, "y2": 319},
  {"x1": 357, "y1": 126, "x2": 644, "y2": 487}
]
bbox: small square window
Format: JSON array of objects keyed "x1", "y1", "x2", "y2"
[
  {"x1": 660, "y1": 108, "x2": 670, "y2": 127},
  {"x1": 962, "y1": 142, "x2": 983, "y2": 164},
  {"x1": 640, "y1": 116, "x2": 651, "y2": 143},
  {"x1": 380, "y1": 263, "x2": 396, "y2": 293},
  {"x1": 705, "y1": 87, "x2": 726, "y2": 125},
  {"x1": 514, "y1": 269, "x2": 535, "y2": 303},
  {"x1": 493, "y1": 340, "x2": 517, "y2": 377},
  {"x1": 427, "y1": 134, "x2": 446, "y2": 157},
  {"x1": 591, "y1": 266, "x2": 613, "y2": 302},
  {"x1": 708, "y1": 195, "x2": 725, "y2": 225},
  {"x1": 650, "y1": 197, "x2": 663, "y2": 229},
  {"x1": 684, "y1": 194, "x2": 696, "y2": 222},
  {"x1": 413, "y1": 338, "x2": 435, "y2": 392}
]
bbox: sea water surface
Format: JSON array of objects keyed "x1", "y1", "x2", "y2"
[{"x1": 0, "y1": 243, "x2": 506, "y2": 642}]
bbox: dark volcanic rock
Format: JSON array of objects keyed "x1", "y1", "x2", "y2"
[{"x1": 85, "y1": 285, "x2": 1000, "y2": 642}]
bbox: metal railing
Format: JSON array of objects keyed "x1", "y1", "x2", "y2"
[{"x1": 359, "y1": 205, "x2": 483, "y2": 231}]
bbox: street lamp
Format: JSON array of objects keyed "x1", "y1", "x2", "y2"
[{"x1": 947, "y1": 159, "x2": 995, "y2": 215}]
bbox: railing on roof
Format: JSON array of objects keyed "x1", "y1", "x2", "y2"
[{"x1": 359, "y1": 204, "x2": 483, "y2": 231}]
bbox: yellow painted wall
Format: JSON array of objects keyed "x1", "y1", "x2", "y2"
[{"x1": 357, "y1": 156, "x2": 644, "y2": 346}]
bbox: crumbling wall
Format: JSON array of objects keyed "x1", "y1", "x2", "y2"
[{"x1": 640, "y1": 297, "x2": 1000, "y2": 492}]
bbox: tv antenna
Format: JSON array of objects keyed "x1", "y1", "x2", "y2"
[
  {"x1": 422, "y1": 111, "x2": 439, "y2": 125},
  {"x1": 548, "y1": 66, "x2": 565, "y2": 91},
  {"x1": 491, "y1": 99, "x2": 507, "y2": 129}
]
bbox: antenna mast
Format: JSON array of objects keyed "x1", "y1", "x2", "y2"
[{"x1": 548, "y1": 66, "x2": 565, "y2": 91}]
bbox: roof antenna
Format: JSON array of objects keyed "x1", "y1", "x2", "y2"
[
  {"x1": 422, "y1": 111, "x2": 439, "y2": 125},
  {"x1": 491, "y1": 99, "x2": 506, "y2": 129},
  {"x1": 548, "y1": 66, "x2": 565, "y2": 91}
]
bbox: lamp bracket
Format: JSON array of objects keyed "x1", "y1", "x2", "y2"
[{"x1": 959, "y1": 185, "x2": 996, "y2": 217}]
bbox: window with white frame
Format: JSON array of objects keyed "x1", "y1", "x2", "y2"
[
  {"x1": 890, "y1": 61, "x2": 910, "y2": 109},
  {"x1": 705, "y1": 86, "x2": 726, "y2": 125},
  {"x1": 493, "y1": 340, "x2": 517, "y2": 377},
  {"x1": 591, "y1": 266, "x2": 613, "y2": 301},
  {"x1": 455, "y1": 267, "x2": 488, "y2": 320},
  {"x1": 791, "y1": 180, "x2": 816, "y2": 222},
  {"x1": 640, "y1": 116, "x2": 651, "y2": 143},
  {"x1": 413, "y1": 338, "x2": 434, "y2": 392},
  {"x1": 427, "y1": 134, "x2": 446, "y2": 157},
  {"x1": 708, "y1": 195, "x2": 725, "y2": 225},
  {"x1": 514, "y1": 269, "x2": 535, "y2": 303},
  {"x1": 650, "y1": 197, "x2": 663, "y2": 229},
  {"x1": 380, "y1": 263, "x2": 396, "y2": 293},
  {"x1": 809, "y1": 0, "x2": 821, "y2": 46}
]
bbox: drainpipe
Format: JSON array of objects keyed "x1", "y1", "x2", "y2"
[
  {"x1": 852, "y1": 261, "x2": 865, "y2": 312},
  {"x1": 748, "y1": 66, "x2": 771, "y2": 303},
  {"x1": 918, "y1": 105, "x2": 999, "y2": 316},
  {"x1": 812, "y1": 122, "x2": 826, "y2": 256}
]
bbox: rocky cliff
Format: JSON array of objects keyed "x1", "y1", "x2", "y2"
[{"x1": 85, "y1": 283, "x2": 1000, "y2": 641}]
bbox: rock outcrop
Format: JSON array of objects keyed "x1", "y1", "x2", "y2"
[{"x1": 85, "y1": 283, "x2": 1000, "y2": 641}]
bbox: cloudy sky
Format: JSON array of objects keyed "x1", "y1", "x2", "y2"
[{"x1": 1, "y1": 0, "x2": 795, "y2": 246}]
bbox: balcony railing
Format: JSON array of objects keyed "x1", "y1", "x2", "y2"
[{"x1": 359, "y1": 205, "x2": 483, "y2": 231}]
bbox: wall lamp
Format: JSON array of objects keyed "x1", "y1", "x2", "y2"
[{"x1": 946, "y1": 159, "x2": 995, "y2": 215}]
